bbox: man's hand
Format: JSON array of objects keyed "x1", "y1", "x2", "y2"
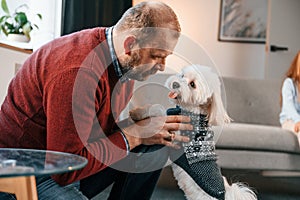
[{"x1": 122, "y1": 115, "x2": 192, "y2": 150}]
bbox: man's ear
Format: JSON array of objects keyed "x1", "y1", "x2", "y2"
[{"x1": 124, "y1": 35, "x2": 136, "y2": 55}]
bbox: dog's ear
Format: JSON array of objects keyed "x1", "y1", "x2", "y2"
[
  {"x1": 189, "y1": 64, "x2": 232, "y2": 125},
  {"x1": 208, "y1": 92, "x2": 231, "y2": 126}
]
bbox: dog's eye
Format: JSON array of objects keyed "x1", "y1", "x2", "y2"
[{"x1": 189, "y1": 81, "x2": 196, "y2": 88}]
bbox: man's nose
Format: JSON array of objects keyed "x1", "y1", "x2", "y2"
[
  {"x1": 158, "y1": 58, "x2": 166, "y2": 70},
  {"x1": 172, "y1": 81, "x2": 180, "y2": 89},
  {"x1": 156, "y1": 63, "x2": 165, "y2": 71}
]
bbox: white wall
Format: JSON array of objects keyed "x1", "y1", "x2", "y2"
[
  {"x1": 0, "y1": 47, "x2": 30, "y2": 105},
  {"x1": 133, "y1": 0, "x2": 266, "y2": 79},
  {"x1": 27, "y1": 0, "x2": 62, "y2": 49}
]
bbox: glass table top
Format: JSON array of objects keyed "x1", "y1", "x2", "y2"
[{"x1": 0, "y1": 148, "x2": 88, "y2": 178}]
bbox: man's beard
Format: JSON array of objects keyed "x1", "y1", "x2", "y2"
[
  {"x1": 122, "y1": 50, "x2": 143, "y2": 80},
  {"x1": 123, "y1": 50, "x2": 141, "y2": 72}
]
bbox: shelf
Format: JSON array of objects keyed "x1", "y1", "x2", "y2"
[{"x1": 0, "y1": 40, "x2": 33, "y2": 54}]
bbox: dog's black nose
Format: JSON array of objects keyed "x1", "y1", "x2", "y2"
[{"x1": 172, "y1": 82, "x2": 180, "y2": 89}]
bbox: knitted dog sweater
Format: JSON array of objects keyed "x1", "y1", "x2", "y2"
[{"x1": 167, "y1": 106, "x2": 225, "y2": 200}]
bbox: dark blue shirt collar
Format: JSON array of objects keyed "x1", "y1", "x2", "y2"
[{"x1": 106, "y1": 27, "x2": 128, "y2": 83}]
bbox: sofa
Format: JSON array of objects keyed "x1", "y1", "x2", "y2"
[
  {"x1": 216, "y1": 77, "x2": 300, "y2": 173},
  {"x1": 213, "y1": 77, "x2": 300, "y2": 198}
]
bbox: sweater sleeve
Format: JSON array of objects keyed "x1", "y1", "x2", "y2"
[
  {"x1": 44, "y1": 69, "x2": 128, "y2": 185},
  {"x1": 280, "y1": 78, "x2": 300, "y2": 124}
]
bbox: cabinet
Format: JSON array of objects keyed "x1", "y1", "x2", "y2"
[{"x1": 0, "y1": 43, "x2": 32, "y2": 105}]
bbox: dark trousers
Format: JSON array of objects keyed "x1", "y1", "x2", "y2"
[
  {"x1": 80, "y1": 145, "x2": 169, "y2": 200},
  {"x1": 80, "y1": 166, "x2": 162, "y2": 200}
]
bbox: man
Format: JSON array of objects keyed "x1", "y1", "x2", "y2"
[{"x1": 0, "y1": 1, "x2": 192, "y2": 199}]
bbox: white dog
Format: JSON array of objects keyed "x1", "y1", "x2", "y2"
[
  {"x1": 129, "y1": 65, "x2": 257, "y2": 200},
  {"x1": 165, "y1": 65, "x2": 257, "y2": 200}
]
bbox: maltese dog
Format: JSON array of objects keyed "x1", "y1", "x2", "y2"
[{"x1": 129, "y1": 64, "x2": 257, "y2": 200}]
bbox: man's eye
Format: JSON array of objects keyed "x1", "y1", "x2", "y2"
[
  {"x1": 190, "y1": 81, "x2": 196, "y2": 88},
  {"x1": 152, "y1": 55, "x2": 165, "y2": 59},
  {"x1": 151, "y1": 55, "x2": 160, "y2": 59}
]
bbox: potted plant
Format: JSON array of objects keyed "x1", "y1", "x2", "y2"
[{"x1": 0, "y1": 0, "x2": 42, "y2": 42}]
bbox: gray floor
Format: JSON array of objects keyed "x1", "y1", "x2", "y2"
[
  {"x1": 92, "y1": 185, "x2": 186, "y2": 200},
  {"x1": 92, "y1": 168, "x2": 300, "y2": 200},
  {"x1": 92, "y1": 186, "x2": 300, "y2": 200}
]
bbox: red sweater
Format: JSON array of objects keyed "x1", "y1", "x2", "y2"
[{"x1": 0, "y1": 28, "x2": 134, "y2": 185}]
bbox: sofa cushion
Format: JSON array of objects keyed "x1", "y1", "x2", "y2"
[
  {"x1": 216, "y1": 123, "x2": 300, "y2": 154},
  {"x1": 222, "y1": 77, "x2": 282, "y2": 126},
  {"x1": 216, "y1": 149, "x2": 300, "y2": 171}
]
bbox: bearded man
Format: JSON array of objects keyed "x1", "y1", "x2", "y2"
[{"x1": 0, "y1": 1, "x2": 192, "y2": 200}]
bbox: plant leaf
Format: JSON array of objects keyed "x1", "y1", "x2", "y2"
[
  {"x1": 4, "y1": 22, "x2": 13, "y2": 29},
  {"x1": 4, "y1": 22, "x2": 16, "y2": 34},
  {"x1": 22, "y1": 22, "x2": 31, "y2": 39},
  {"x1": 1, "y1": 0, "x2": 10, "y2": 15},
  {"x1": 0, "y1": 25, "x2": 8, "y2": 36},
  {"x1": 0, "y1": 15, "x2": 9, "y2": 23},
  {"x1": 36, "y1": 13, "x2": 42, "y2": 20},
  {"x1": 15, "y1": 12, "x2": 28, "y2": 26},
  {"x1": 33, "y1": 24, "x2": 39, "y2": 29}
]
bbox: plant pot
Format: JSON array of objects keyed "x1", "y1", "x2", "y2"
[{"x1": 7, "y1": 34, "x2": 30, "y2": 43}]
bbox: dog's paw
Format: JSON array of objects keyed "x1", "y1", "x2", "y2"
[
  {"x1": 129, "y1": 104, "x2": 166, "y2": 121},
  {"x1": 224, "y1": 177, "x2": 257, "y2": 200}
]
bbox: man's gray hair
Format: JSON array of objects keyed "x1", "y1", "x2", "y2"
[{"x1": 114, "y1": 1, "x2": 181, "y2": 46}]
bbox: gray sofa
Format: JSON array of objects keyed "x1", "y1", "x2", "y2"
[
  {"x1": 217, "y1": 77, "x2": 300, "y2": 173},
  {"x1": 215, "y1": 77, "x2": 300, "y2": 198}
]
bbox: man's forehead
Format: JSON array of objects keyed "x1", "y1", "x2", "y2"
[
  {"x1": 144, "y1": 38, "x2": 178, "y2": 52},
  {"x1": 150, "y1": 48, "x2": 172, "y2": 55}
]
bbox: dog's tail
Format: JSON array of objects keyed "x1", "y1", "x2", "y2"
[{"x1": 224, "y1": 178, "x2": 257, "y2": 200}]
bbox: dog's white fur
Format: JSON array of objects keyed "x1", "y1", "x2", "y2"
[
  {"x1": 165, "y1": 64, "x2": 231, "y2": 125},
  {"x1": 130, "y1": 65, "x2": 257, "y2": 200},
  {"x1": 166, "y1": 65, "x2": 256, "y2": 200}
]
